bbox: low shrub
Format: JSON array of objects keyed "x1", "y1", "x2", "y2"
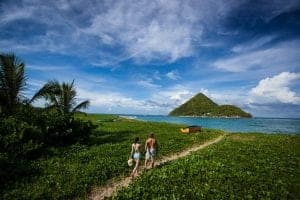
[
  {"x1": 0, "y1": 116, "x2": 43, "y2": 188},
  {"x1": 42, "y1": 111, "x2": 96, "y2": 146},
  {"x1": 0, "y1": 109, "x2": 96, "y2": 191}
]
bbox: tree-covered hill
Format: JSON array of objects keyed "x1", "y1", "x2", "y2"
[{"x1": 169, "y1": 93, "x2": 252, "y2": 118}]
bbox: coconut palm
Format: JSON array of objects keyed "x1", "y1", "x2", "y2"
[
  {"x1": 0, "y1": 53, "x2": 26, "y2": 115},
  {"x1": 30, "y1": 80, "x2": 90, "y2": 114}
]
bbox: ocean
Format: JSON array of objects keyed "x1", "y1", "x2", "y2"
[{"x1": 127, "y1": 115, "x2": 300, "y2": 134}]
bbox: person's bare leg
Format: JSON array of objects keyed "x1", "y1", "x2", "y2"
[
  {"x1": 144, "y1": 159, "x2": 148, "y2": 168},
  {"x1": 150, "y1": 158, "x2": 155, "y2": 168},
  {"x1": 134, "y1": 160, "x2": 140, "y2": 177},
  {"x1": 131, "y1": 160, "x2": 138, "y2": 177}
]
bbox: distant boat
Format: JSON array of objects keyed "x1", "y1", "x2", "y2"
[{"x1": 180, "y1": 125, "x2": 202, "y2": 134}]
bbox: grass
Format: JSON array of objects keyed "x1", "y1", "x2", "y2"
[
  {"x1": 1, "y1": 114, "x2": 222, "y2": 199},
  {"x1": 113, "y1": 133, "x2": 300, "y2": 199}
]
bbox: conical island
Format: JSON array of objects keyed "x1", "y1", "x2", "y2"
[{"x1": 169, "y1": 93, "x2": 252, "y2": 118}]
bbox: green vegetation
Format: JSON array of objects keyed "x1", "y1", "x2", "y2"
[
  {"x1": 0, "y1": 53, "x2": 26, "y2": 115},
  {"x1": 30, "y1": 80, "x2": 90, "y2": 114},
  {"x1": 169, "y1": 93, "x2": 252, "y2": 118},
  {"x1": 114, "y1": 133, "x2": 300, "y2": 199},
  {"x1": 1, "y1": 113, "x2": 222, "y2": 199},
  {"x1": 0, "y1": 53, "x2": 95, "y2": 196}
]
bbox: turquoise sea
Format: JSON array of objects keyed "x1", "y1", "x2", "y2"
[{"x1": 128, "y1": 115, "x2": 300, "y2": 134}]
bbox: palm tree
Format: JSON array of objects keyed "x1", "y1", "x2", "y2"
[
  {"x1": 30, "y1": 80, "x2": 90, "y2": 114},
  {"x1": 0, "y1": 53, "x2": 26, "y2": 115}
]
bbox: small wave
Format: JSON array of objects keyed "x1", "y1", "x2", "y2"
[{"x1": 119, "y1": 115, "x2": 137, "y2": 120}]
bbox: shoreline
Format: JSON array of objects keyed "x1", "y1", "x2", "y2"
[{"x1": 119, "y1": 115, "x2": 300, "y2": 135}]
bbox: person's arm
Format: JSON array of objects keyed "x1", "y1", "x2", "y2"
[
  {"x1": 145, "y1": 140, "x2": 148, "y2": 151},
  {"x1": 130, "y1": 144, "x2": 134, "y2": 158}
]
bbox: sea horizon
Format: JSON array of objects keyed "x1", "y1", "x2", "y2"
[
  {"x1": 104, "y1": 114, "x2": 300, "y2": 135},
  {"x1": 89, "y1": 112, "x2": 300, "y2": 120}
]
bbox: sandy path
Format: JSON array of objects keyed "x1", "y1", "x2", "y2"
[{"x1": 88, "y1": 134, "x2": 226, "y2": 200}]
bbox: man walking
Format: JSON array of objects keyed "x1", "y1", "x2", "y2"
[{"x1": 144, "y1": 133, "x2": 157, "y2": 169}]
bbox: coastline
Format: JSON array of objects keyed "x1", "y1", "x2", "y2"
[
  {"x1": 174, "y1": 115, "x2": 245, "y2": 119},
  {"x1": 129, "y1": 114, "x2": 300, "y2": 134}
]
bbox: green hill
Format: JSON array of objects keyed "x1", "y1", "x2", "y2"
[{"x1": 169, "y1": 93, "x2": 252, "y2": 118}]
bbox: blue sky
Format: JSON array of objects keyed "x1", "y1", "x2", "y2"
[{"x1": 1, "y1": 0, "x2": 300, "y2": 117}]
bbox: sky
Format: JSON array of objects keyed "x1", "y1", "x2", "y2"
[{"x1": 1, "y1": 0, "x2": 300, "y2": 118}]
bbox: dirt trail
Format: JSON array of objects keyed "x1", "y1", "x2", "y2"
[{"x1": 88, "y1": 134, "x2": 226, "y2": 200}]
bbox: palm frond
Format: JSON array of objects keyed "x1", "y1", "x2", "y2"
[
  {"x1": 30, "y1": 78, "x2": 89, "y2": 114},
  {"x1": 60, "y1": 80, "x2": 77, "y2": 113},
  {"x1": 30, "y1": 80, "x2": 60, "y2": 103},
  {"x1": 0, "y1": 53, "x2": 26, "y2": 114},
  {"x1": 72, "y1": 100, "x2": 90, "y2": 113}
]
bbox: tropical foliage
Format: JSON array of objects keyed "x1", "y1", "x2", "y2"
[
  {"x1": 30, "y1": 80, "x2": 90, "y2": 114},
  {"x1": 114, "y1": 133, "x2": 300, "y2": 199},
  {"x1": 0, "y1": 53, "x2": 26, "y2": 115},
  {"x1": 0, "y1": 53, "x2": 94, "y2": 192},
  {"x1": 169, "y1": 93, "x2": 252, "y2": 118}
]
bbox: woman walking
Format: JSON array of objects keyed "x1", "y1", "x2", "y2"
[{"x1": 130, "y1": 137, "x2": 141, "y2": 177}]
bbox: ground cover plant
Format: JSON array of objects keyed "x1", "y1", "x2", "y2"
[
  {"x1": 1, "y1": 114, "x2": 222, "y2": 199},
  {"x1": 114, "y1": 133, "x2": 300, "y2": 199}
]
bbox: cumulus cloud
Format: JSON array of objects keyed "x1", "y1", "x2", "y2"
[
  {"x1": 76, "y1": 84, "x2": 195, "y2": 114},
  {"x1": 152, "y1": 85, "x2": 194, "y2": 108},
  {"x1": 249, "y1": 72, "x2": 300, "y2": 105},
  {"x1": 78, "y1": 90, "x2": 141, "y2": 108},
  {"x1": 77, "y1": 89, "x2": 168, "y2": 114}
]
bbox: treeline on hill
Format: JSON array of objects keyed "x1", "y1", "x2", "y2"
[
  {"x1": 169, "y1": 93, "x2": 252, "y2": 118},
  {"x1": 0, "y1": 53, "x2": 96, "y2": 189}
]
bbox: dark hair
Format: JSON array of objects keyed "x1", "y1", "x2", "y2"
[
  {"x1": 134, "y1": 137, "x2": 139, "y2": 143},
  {"x1": 150, "y1": 133, "x2": 154, "y2": 138}
]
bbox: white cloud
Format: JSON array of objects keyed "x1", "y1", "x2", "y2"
[
  {"x1": 152, "y1": 85, "x2": 194, "y2": 107},
  {"x1": 137, "y1": 79, "x2": 161, "y2": 89},
  {"x1": 79, "y1": 90, "x2": 140, "y2": 108},
  {"x1": 83, "y1": 0, "x2": 232, "y2": 63},
  {"x1": 166, "y1": 70, "x2": 180, "y2": 80},
  {"x1": 1, "y1": 0, "x2": 299, "y2": 65},
  {"x1": 77, "y1": 89, "x2": 167, "y2": 114},
  {"x1": 194, "y1": 88, "x2": 250, "y2": 110},
  {"x1": 249, "y1": 72, "x2": 300, "y2": 105},
  {"x1": 231, "y1": 35, "x2": 277, "y2": 53},
  {"x1": 0, "y1": 9, "x2": 33, "y2": 25},
  {"x1": 27, "y1": 64, "x2": 69, "y2": 72},
  {"x1": 0, "y1": 0, "x2": 245, "y2": 65},
  {"x1": 75, "y1": 84, "x2": 195, "y2": 114},
  {"x1": 214, "y1": 40, "x2": 300, "y2": 72}
]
